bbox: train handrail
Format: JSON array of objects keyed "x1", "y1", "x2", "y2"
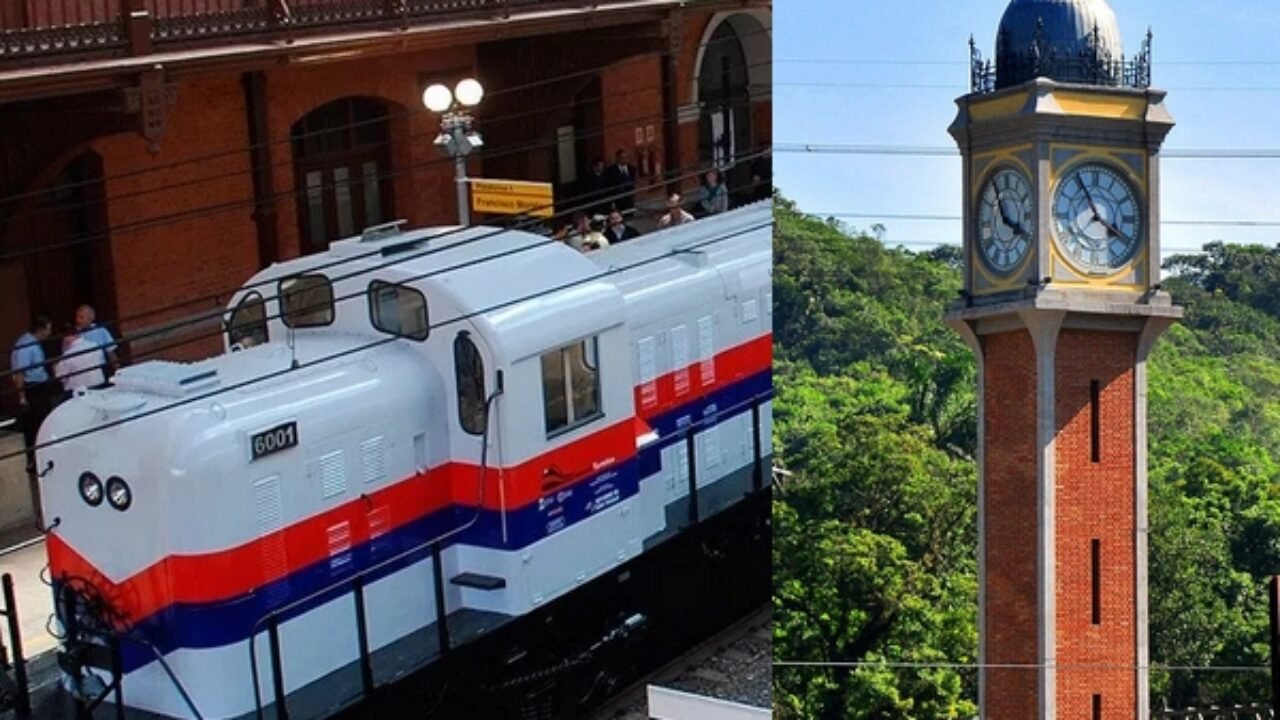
[
  {"x1": 247, "y1": 383, "x2": 773, "y2": 719},
  {"x1": 0, "y1": 573, "x2": 31, "y2": 717}
]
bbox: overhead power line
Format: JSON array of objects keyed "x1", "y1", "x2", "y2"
[
  {"x1": 0, "y1": 94, "x2": 768, "y2": 371},
  {"x1": 773, "y1": 660, "x2": 1268, "y2": 674},
  {"x1": 777, "y1": 57, "x2": 1280, "y2": 67},
  {"x1": 0, "y1": 60, "x2": 772, "y2": 232},
  {"x1": 775, "y1": 81, "x2": 1280, "y2": 92},
  {"x1": 0, "y1": 149, "x2": 771, "y2": 396},
  {"x1": 775, "y1": 143, "x2": 1280, "y2": 159},
  {"x1": 0, "y1": 214, "x2": 772, "y2": 464},
  {"x1": 810, "y1": 211, "x2": 1280, "y2": 228}
]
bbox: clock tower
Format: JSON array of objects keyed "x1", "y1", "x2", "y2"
[{"x1": 945, "y1": 1, "x2": 1182, "y2": 718}]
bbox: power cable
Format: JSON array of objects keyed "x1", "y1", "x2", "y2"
[
  {"x1": 0, "y1": 90, "x2": 769, "y2": 371},
  {"x1": 0, "y1": 149, "x2": 770, "y2": 398},
  {"x1": 0, "y1": 213, "x2": 772, "y2": 464},
  {"x1": 0, "y1": 87, "x2": 769, "y2": 266},
  {"x1": 0, "y1": 58, "x2": 773, "y2": 231},
  {"x1": 775, "y1": 143, "x2": 1280, "y2": 159},
  {"x1": 775, "y1": 81, "x2": 1280, "y2": 92},
  {"x1": 0, "y1": 89, "x2": 770, "y2": 366},
  {"x1": 805, "y1": 211, "x2": 1280, "y2": 228},
  {"x1": 773, "y1": 660, "x2": 1268, "y2": 674},
  {"x1": 777, "y1": 57, "x2": 1280, "y2": 67},
  {"x1": 0, "y1": 25, "x2": 773, "y2": 208}
]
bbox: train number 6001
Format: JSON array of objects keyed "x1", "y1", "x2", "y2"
[{"x1": 251, "y1": 422, "x2": 298, "y2": 461}]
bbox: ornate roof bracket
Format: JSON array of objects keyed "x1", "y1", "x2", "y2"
[{"x1": 122, "y1": 67, "x2": 178, "y2": 154}]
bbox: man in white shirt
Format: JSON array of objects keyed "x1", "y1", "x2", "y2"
[
  {"x1": 74, "y1": 304, "x2": 117, "y2": 378},
  {"x1": 55, "y1": 332, "x2": 106, "y2": 399},
  {"x1": 659, "y1": 193, "x2": 695, "y2": 228}
]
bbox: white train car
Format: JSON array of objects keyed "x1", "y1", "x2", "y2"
[{"x1": 35, "y1": 201, "x2": 772, "y2": 719}]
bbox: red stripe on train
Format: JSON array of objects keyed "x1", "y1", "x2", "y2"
[
  {"x1": 633, "y1": 333, "x2": 772, "y2": 421},
  {"x1": 46, "y1": 332, "x2": 772, "y2": 624}
]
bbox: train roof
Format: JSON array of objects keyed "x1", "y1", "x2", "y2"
[{"x1": 229, "y1": 202, "x2": 771, "y2": 359}]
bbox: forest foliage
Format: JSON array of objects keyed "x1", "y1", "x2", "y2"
[{"x1": 772, "y1": 195, "x2": 1280, "y2": 717}]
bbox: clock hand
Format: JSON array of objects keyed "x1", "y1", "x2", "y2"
[
  {"x1": 997, "y1": 196, "x2": 1028, "y2": 236},
  {"x1": 1095, "y1": 214, "x2": 1128, "y2": 240},
  {"x1": 1076, "y1": 176, "x2": 1104, "y2": 222}
]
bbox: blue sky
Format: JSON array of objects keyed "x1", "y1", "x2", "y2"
[{"x1": 774, "y1": 1, "x2": 1280, "y2": 256}]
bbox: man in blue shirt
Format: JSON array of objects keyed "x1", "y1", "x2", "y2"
[
  {"x1": 11, "y1": 316, "x2": 53, "y2": 477},
  {"x1": 74, "y1": 304, "x2": 117, "y2": 381}
]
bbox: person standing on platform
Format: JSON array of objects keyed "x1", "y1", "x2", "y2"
[
  {"x1": 11, "y1": 315, "x2": 53, "y2": 527},
  {"x1": 607, "y1": 150, "x2": 637, "y2": 212},
  {"x1": 74, "y1": 304, "x2": 117, "y2": 381},
  {"x1": 55, "y1": 329, "x2": 106, "y2": 399},
  {"x1": 698, "y1": 168, "x2": 729, "y2": 217}
]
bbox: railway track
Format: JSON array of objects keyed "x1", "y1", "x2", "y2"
[{"x1": 587, "y1": 604, "x2": 772, "y2": 719}]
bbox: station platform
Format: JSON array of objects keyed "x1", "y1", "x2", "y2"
[{"x1": 1, "y1": 536, "x2": 56, "y2": 660}]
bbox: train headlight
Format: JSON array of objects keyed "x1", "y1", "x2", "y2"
[
  {"x1": 78, "y1": 472, "x2": 103, "y2": 507},
  {"x1": 106, "y1": 476, "x2": 132, "y2": 511}
]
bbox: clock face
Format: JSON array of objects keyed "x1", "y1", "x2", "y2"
[
  {"x1": 976, "y1": 168, "x2": 1035, "y2": 275},
  {"x1": 1051, "y1": 163, "x2": 1143, "y2": 274}
]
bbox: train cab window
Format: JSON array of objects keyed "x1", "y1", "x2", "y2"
[
  {"x1": 541, "y1": 337, "x2": 602, "y2": 436},
  {"x1": 369, "y1": 281, "x2": 429, "y2": 341},
  {"x1": 280, "y1": 274, "x2": 335, "y2": 328},
  {"x1": 228, "y1": 292, "x2": 269, "y2": 349},
  {"x1": 454, "y1": 333, "x2": 486, "y2": 435}
]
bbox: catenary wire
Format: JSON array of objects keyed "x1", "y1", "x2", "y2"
[
  {"x1": 0, "y1": 57, "x2": 773, "y2": 231},
  {"x1": 0, "y1": 89, "x2": 769, "y2": 368},
  {"x1": 0, "y1": 148, "x2": 770, "y2": 395},
  {"x1": 777, "y1": 57, "x2": 1280, "y2": 67},
  {"x1": 773, "y1": 660, "x2": 1268, "y2": 674},
  {"x1": 804, "y1": 211, "x2": 1280, "y2": 228},
  {"x1": 2, "y1": 143, "x2": 768, "y2": 378},
  {"x1": 774, "y1": 81, "x2": 1280, "y2": 92},
  {"x1": 0, "y1": 216, "x2": 772, "y2": 464},
  {"x1": 0, "y1": 25, "x2": 773, "y2": 208},
  {"x1": 0, "y1": 87, "x2": 769, "y2": 266},
  {"x1": 0, "y1": 80, "x2": 770, "y2": 353},
  {"x1": 0, "y1": 97, "x2": 770, "y2": 375},
  {"x1": 775, "y1": 143, "x2": 1280, "y2": 159}
]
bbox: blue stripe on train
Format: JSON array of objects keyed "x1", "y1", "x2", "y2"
[{"x1": 112, "y1": 369, "x2": 772, "y2": 673}]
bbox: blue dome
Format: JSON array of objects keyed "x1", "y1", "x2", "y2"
[{"x1": 995, "y1": 0, "x2": 1124, "y2": 88}]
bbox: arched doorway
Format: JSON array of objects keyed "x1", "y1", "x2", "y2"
[
  {"x1": 694, "y1": 12, "x2": 771, "y2": 192},
  {"x1": 292, "y1": 97, "x2": 394, "y2": 252}
]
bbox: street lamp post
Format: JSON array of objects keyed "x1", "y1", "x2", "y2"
[{"x1": 423, "y1": 78, "x2": 485, "y2": 226}]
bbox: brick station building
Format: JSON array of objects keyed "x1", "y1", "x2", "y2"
[{"x1": 0, "y1": 0, "x2": 772, "y2": 395}]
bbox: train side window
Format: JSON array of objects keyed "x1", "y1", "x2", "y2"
[
  {"x1": 454, "y1": 333, "x2": 486, "y2": 435},
  {"x1": 228, "y1": 291, "x2": 269, "y2": 349},
  {"x1": 541, "y1": 336, "x2": 602, "y2": 437},
  {"x1": 369, "y1": 280, "x2": 429, "y2": 341},
  {"x1": 280, "y1": 274, "x2": 335, "y2": 328}
]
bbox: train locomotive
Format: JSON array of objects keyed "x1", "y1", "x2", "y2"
[{"x1": 34, "y1": 200, "x2": 772, "y2": 719}]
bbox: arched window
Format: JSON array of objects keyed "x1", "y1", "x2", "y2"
[
  {"x1": 228, "y1": 291, "x2": 269, "y2": 348},
  {"x1": 454, "y1": 332, "x2": 487, "y2": 435},
  {"x1": 292, "y1": 98, "x2": 394, "y2": 252},
  {"x1": 698, "y1": 21, "x2": 752, "y2": 183}
]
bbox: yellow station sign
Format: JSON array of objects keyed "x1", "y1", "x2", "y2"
[{"x1": 470, "y1": 179, "x2": 554, "y2": 218}]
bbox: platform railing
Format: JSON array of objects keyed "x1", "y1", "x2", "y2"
[
  {"x1": 0, "y1": 0, "x2": 629, "y2": 66},
  {"x1": 250, "y1": 387, "x2": 772, "y2": 719},
  {"x1": 0, "y1": 573, "x2": 31, "y2": 717}
]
